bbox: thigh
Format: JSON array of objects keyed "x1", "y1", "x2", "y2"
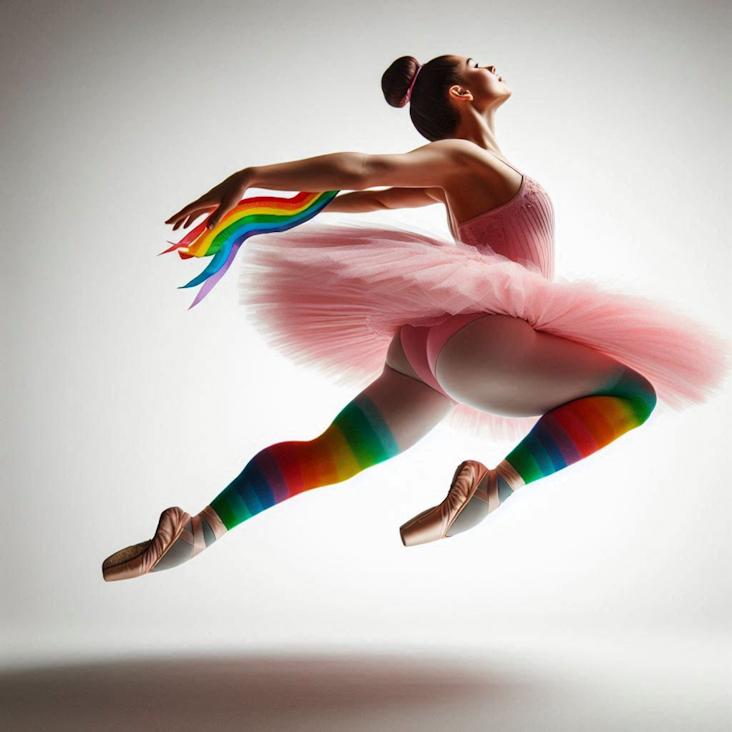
[
  {"x1": 434, "y1": 314, "x2": 628, "y2": 417},
  {"x1": 332, "y1": 362, "x2": 455, "y2": 453}
]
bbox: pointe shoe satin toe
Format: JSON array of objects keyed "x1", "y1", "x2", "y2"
[
  {"x1": 400, "y1": 460, "x2": 499, "y2": 547},
  {"x1": 102, "y1": 506, "x2": 191, "y2": 582}
]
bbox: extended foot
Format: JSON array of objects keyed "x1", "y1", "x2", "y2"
[
  {"x1": 102, "y1": 505, "x2": 227, "y2": 581},
  {"x1": 445, "y1": 466, "x2": 516, "y2": 537},
  {"x1": 400, "y1": 461, "x2": 518, "y2": 547}
]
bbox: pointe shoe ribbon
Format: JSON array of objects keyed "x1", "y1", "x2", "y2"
[
  {"x1": 400, "y1": 460, "x2": 495, "y2": 547},
  {"x1": 200, "y1": 505, "x2": 228, "y2": 541},
  {"x1": 101, "y1": 507, "x2": 191, "y2": 582}
]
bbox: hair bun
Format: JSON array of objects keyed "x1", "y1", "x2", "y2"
[{"x1": 381, "y1": 56, "x2": 421, "y2": 108}]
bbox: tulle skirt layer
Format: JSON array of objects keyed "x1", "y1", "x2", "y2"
[{"x1": 237, "y1": 219, "x2": 731, "y2": 441}]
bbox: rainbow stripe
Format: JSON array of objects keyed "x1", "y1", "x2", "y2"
[
  {"x1": 160, "y1": 190, "x2": 340, "y2": 309},
  {"x1": 209, "y1": 393, "x2": 400, "y2": 530},
  {"x1": 497, "y1": 368, "x2": 657, "y2": 489}
]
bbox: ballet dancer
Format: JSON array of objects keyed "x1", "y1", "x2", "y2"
[{"x1": 102, "y1": 54, "x2": 729, "y2": 580}]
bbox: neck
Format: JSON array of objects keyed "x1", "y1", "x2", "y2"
[{"x1": 453, "y1": 107, "x2": 502, "y2": 156}]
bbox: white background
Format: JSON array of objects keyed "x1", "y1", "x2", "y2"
[{"x1": 2, "y1": 1, "x2": 731, "y2": 728}]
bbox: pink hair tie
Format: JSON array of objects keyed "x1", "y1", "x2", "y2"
[{"x1": 402, "y1": 63, "x2": 423, "y2": 106}]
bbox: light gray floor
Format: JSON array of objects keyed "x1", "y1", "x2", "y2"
[{"x1": 2, "y1": 635, "x2": 729, "y2": 731}]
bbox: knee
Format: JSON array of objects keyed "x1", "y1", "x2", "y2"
[
  {"x1": 612, "y1": 367, "x2": 657, "y2": 424},
  {"x1": 635, "y1": 375, "x2": 658, "y2": 424}
]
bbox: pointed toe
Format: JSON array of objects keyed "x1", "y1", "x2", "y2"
[
  {"x1": 399, "y1": 505, "x2": 448, "y2": 546},
  {"x1": 102, "y1": 507, "x2": 191, "y2": 582}
]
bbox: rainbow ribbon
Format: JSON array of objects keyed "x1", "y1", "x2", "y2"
[{"x1": 159, "y1": 190, "x2": 340, "y2": 309}]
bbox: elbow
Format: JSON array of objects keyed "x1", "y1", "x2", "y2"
[{"x1": 350, "y1": 153, "x2": 377, "y2": 191}]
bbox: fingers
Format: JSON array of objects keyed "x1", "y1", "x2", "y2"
[
  {"x1": 206, "y1": 208, "x2": 221, "y2": 230},
  {"x1": 166, "y1": 203, "x2": 217, "y2": 230},
  {"x1": 206, "y1": 195, "x2": 238, "y2": 230},
  {"x1": 165, "y1": 205, "x2": 194, "y2": 225},
  {"x1": 166, "y1": 173, "x2": 248, "y2": 232},
  {"x1": 180, "y1": 211, "x2": 207, "y2": 230}
]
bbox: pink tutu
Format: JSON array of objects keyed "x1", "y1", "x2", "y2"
[{"x1": 237, "y1": 218, "x2": 731, "y2": 442}]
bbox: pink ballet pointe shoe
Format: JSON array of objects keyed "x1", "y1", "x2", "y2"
[
  {"x1": 102, "y1": 506, "x2": 192, "y2": 582},
  {"x1": 400, "y1": 460, "x2": 500, "y2": 547}
]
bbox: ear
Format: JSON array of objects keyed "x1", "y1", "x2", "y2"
[{"x1": 448, "y1": 84, "x2": 473, "y2": 102}]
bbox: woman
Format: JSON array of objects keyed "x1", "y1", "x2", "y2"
[{"x1": 102, "y1": 54, "x2": 729, "y2": 580}]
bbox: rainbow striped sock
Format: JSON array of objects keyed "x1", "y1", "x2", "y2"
[
  {"x1": 496, "y1": 367, "x2": 657, "y2": 495},
  {"x1": 209, "y1": 392, "x2": 402, "y2": 531}
]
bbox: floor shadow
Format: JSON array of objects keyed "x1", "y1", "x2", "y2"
[{"x1": 0, "y1": 651, "x2": 535, "y2": 732}]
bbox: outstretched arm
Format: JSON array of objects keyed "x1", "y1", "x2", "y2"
[
  {"x1": 246, "y1": 139, "x2": 471, "y2": 191},
  {"x1": 166, "y1": 139, "x2": 471, "y2": 230}
]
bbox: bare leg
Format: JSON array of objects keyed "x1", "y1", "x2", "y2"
[
  {"x1": 434, "y1": 314, "x2": 657, "y2": 514},
  {"x1": 435, "y1": 314, "x2": 633, "y2": 417},
  {"x1": 151, "y1": 363, "x2": 455, "y2": 571}
]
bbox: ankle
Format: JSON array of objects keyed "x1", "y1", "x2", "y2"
[
  {"x1": 150, "y1": 507, "x2": 227, "y2": 574},
  {"x1": 495, "y1": 461, "x2": 525, "y2": 496},
  {"x1": 198, "y1": 505, "x2": 228, "y2": 547}
]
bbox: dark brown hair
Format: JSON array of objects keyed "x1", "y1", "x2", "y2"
[{"x1": 381, "y1": 55, "x2": 464, "y2": 141}]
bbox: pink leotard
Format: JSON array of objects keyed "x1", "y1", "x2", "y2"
[{"x1": 399, "y1": 161, "x2": 556, "y2": 401}]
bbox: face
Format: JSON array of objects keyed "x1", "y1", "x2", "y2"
[{"x1": 456, "y1": 56, "x2": 511, "y2": 103}]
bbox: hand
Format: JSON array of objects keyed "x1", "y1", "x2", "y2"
[{"x1": 165, "y1": 169, "x2": 252, "y2": 232}]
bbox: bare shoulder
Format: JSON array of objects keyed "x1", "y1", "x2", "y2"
[
  {"x1": 420, "y1": 141, "x2": 503, "y2": 202},
  {"x1": 414, "y1": 139, "x2": 489, "y2": 170},
  {"x1": 423, "y1": 140, "x2": 512, "y2": 196},
  {"x1": 445, "y1": 139, "x2": 510, "y2": 173},
  {"x1": 427, "y1": 138, "x2": 496, "y2": 163},
  {"x1": 363, "y1": 139, "x2": 480, "y2": 189}
]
